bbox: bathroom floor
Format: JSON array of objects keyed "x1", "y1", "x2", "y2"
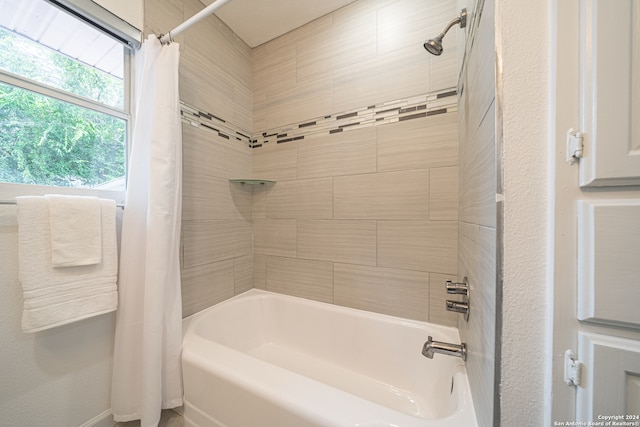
[{"x1": 114, "y1": 409, "x2": 183, "y2": 427}]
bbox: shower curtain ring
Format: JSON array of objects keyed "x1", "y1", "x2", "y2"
[{"x1": 158, "y1": 32, "x2": 174, "y2": 45}]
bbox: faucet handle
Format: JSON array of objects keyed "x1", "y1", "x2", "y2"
[
  {"x1": 446, "y1": 300, "x2": 469, "y2": 314},
  {"x1": 445, "y1": 277, "x2": 470, "y2": 322},
  {"x1": 446, "y1": 279, "x2": 468, "y2": 295}
]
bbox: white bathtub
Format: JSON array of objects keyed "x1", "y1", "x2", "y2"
[{"x1": 182, "y1": 289, "x2": 477, "y2": 427}]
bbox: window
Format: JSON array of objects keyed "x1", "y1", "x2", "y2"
[{"x1": 0, "y1": 0, "x2": 130, "y2": 190}]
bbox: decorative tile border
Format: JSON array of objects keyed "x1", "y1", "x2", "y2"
[
  {"x1": 180, "y1": 102, "x2": 252, "y2": 146},
  {"x1": 179, "y1": 86, "x2": 457, "y2": 149},
  {"x1": 253, "y1": 87, "x2": 457, "y2": 149}
]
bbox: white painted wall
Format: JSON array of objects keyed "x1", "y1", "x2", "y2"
[
  {"x1": 92, "y1": 0, "x2": 143, "y2": 30},
  {"x1": 496, "y1": 0, "x2": 551, "y2": 424}
]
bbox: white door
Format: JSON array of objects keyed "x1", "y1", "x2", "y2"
[
  {"x1": 577, "y1": 333, "x2": 640, "y2": 421},
  {"x1": 577, "y1": 0, "x2": 640, "y2": 187},
  {"x1": 580, "y1": 0, "x2": 640, "y2": 186},
  {"x1": 552, "y1": 0, "x2": 640, "y2": 423}
]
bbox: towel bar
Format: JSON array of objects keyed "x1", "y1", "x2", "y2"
[{"x1": 0, "y1": 199, "x2": 125, "y2": 208}]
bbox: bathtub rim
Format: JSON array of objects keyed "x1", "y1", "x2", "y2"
[{"x1": 183, "y1": 288, "x2": 462, "y2": 338}]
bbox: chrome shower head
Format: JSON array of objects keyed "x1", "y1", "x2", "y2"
[
  {"x1": 423, "y1": 35, "x2": 444, "y2": 56},
  {"x1": 423, "y1": 8, "x2": 467, "y2": 56}
]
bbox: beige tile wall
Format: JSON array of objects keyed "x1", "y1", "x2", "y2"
[
  {"x1": 253, "y1": 0, "x2": 458, "y2": 132},
  {"x1": 180, "y1": 125, "x2": 254, "y2": 317},
  {"x1": 251, "y1": 0, "x2": 460, "y2": 324},
  {"x1": 456, "y1": 0, "x2": 498, "y2": 425},
  {"x1": 147, "y1": 0, "x2": 461, "y2": 324},
  {"x1": 145, "y1": 0, "x2": 254, "y2": 317},
  {"x1": 253, "y1": 112, "x2": 459, "y2": 324}
]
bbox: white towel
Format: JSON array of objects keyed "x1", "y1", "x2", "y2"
[
  {"x1": 46, "y1": 194, "x2": 102, "y2": 267},
  {"x1": 16, "y1": 196, "x2": 118, "y2": 333}
]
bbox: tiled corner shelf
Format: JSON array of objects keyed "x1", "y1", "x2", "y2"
[{"x1": 229, "y1": 179, "x2": 275, "y2": 185}]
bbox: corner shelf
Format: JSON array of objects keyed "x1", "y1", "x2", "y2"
[{"x1": 229, "y1": 179, "x2": 275, "y2": 185}]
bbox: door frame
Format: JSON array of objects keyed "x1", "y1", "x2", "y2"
[{"x1": 549, "y1": 0, "x2": 581, "y2": 422}]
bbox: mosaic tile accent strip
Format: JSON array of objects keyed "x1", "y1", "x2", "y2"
[
  {"x1": 252, "y1": 87, "x2": 457, "y2": 149},
  {"x1": 180, "y1": 102, "x2": 252, "y2": 146},
  {"x1": 179, "y1": 87, "x2": 457, "y2": 150}
]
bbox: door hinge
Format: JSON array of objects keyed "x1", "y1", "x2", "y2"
[
  {"x1": 566, "y1": 128, "x2": 584, "y2": 165},
  {"x1": 564, "y1": 349, "x2": 583, "y2": 387}
]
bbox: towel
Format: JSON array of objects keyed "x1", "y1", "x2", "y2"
[
  {"x1": 16, "y1": 196, "x2": 118, "y2": 333},
  {"x1": 46, "y1": 195, "x2": 102, "y2": 267}
]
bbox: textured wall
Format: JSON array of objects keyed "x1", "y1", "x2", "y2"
[
  {"x1": 498, "y1": 0, "x2": 550, "y2": 424},
  {"x1": 456, "y1": 0, "x2": 497, "y2": 426},
  {"x1": 251, "y1": 0, "x2": 461, "y2": 324}
]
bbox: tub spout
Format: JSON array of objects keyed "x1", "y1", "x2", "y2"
[{"x1": 422, "y1": 336, "x2": 467, "y2": 361}]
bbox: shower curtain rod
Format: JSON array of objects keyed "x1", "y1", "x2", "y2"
[{"x1": 159, "y1": 0, "x2": 232, "y2": 44}]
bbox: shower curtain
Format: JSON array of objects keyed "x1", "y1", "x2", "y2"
[{"x1": 111, "y1": 35, "x2": 183, "y2": 427}]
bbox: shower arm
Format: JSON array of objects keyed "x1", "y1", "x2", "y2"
[
  {"x1": 438, "y1": 17, "x2": 461, "y2": 39},
  {"x1": 438, "y1": 9, "x2": 467, "y2": 39}
]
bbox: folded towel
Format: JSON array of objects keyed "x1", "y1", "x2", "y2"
[
  {"x1": 16, "y1": 196, "x2": 118, "y2": 333},
  {"x1": 46, "y1": 195, "x2": 102, "y2": 267},
  {"x1": 21, "y1": 279, "x2": 118, "y2": 333}
]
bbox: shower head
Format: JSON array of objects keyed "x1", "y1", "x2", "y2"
[
  {"x1": 423, "y1": 8, "x2": 467, "y2": 56},
  {"x1": 423, "y1": 35, "x2": 444, "y2": 56}
]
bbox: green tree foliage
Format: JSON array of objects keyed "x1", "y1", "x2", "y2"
[{"x1": 0, "y1": 28, "x2": 125, "y2": 187}]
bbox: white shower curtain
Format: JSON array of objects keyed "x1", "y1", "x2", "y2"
[{"x1": 111, "y1": 35, "x2": 183, "y2": 427}]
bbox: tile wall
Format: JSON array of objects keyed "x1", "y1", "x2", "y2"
[
  {"x1": 146, "y1": 0, "x2": 464, "y2": 324},
  {"x1": 456, "y1": 0, "x2": 498, "y2": 426},
  {"x1": 145, "y1": 0, "x2": 254, "y2": 317},
  {"x1": 251, "y1": 0, "x2": 461, "y2": 324},
  {"x1": 253, "y1": 0, "x2": 458, "y2": 132}
]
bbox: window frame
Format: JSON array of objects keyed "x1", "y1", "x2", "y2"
[{"x1": 0, "y1": 15, "x2": 133, "y2": 192}]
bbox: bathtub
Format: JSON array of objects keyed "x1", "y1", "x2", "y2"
[{"x1": 182, "y1": 289, "x2": 477, "y2": 427}]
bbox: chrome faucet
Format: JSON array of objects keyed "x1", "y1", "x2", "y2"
[
  {"x1": 422, "y1": 336, "x2": 467, "y2": 361},
  {"x1": 446, "y1": 278, "x2": 470, "y2": 321}
]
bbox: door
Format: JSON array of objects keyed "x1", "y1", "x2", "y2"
[
  {"x1": 577, "y1": 0, "x2": 640, "y2": 187},
  {"x1": 552, "y1": 0, "x2": 640, "y2": 423},
  {"x1": 577, "y1": 333, "x2": 640, "y2": 420}
]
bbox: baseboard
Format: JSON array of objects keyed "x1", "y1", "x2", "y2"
[
  {"x1": 79, "y1": 406, "x2": 183, "y2": 426},
  {"x1": 79, "y1": 409, "x2": 114, "y2": 427}
]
